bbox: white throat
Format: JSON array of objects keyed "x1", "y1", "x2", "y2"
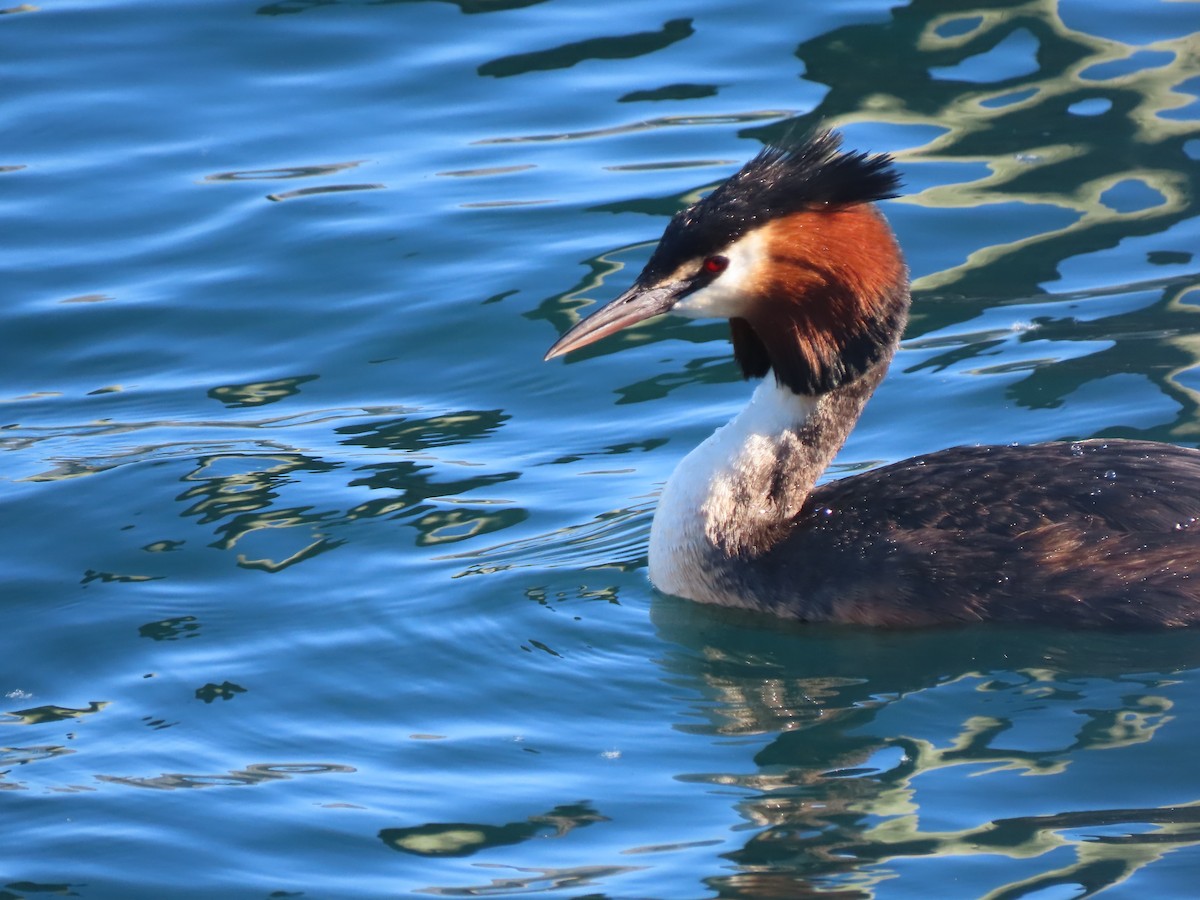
[{"x1": 648, "y1": 378, "x2": 819, "y2": 602}]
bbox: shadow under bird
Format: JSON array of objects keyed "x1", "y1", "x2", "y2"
[{"x1": 546, "y1": 130, "x2": 1200, "y2": 628}]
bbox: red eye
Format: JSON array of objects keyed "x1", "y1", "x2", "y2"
[{"x1": 702, "y1": 255, "x2": 729, "y2": 274}]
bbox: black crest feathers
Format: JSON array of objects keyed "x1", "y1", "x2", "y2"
[
  {"x1": 707, "y1": 129, "x2": 900, "y2": 217},
  {"x1": 642, "y1": 130, "x2": 901, "y2": 280}
]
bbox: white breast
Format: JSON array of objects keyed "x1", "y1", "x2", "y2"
[{"x1": 647, "y1": 378, "x2": 818, "y2": 601}]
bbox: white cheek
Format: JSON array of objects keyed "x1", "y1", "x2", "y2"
[{"x1": 672, "y1": 229, "x2": 765, "y2": 319}]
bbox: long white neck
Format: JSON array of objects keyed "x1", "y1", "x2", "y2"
[{"x1": 647, "y1": 370, "x2": 882, "y2": 605}]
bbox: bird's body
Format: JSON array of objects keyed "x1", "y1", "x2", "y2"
[{"x1": 546, "y1": 131, "x2": 1200, "y2": 627}]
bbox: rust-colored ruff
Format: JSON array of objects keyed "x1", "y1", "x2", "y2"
[{"x1": 744, "y1": 204, "x2": 907, "y2": 391}]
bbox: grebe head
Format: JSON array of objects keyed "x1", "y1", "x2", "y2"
[{"x1": 545, "y1": 130, "x2": 911, "y2": 395}]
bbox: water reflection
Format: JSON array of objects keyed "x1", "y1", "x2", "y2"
[
  {"x1": 180, "y1": 451, "x2": 346, "y2": 571},
  {"x1": 479, "y1": 109, "x2": 788, "y2": 146},
  {"x1": 621, "y1": 83, "x2": 720, "y2": 104},
  {"x1": 167, "y1": 407, "x2": 525, "y2": 569},
  {"x1": 381, "y1": 802, "x2": 607, "y2": 858},
  {"x1": 906, "y1": 279, "x2": 1200, "y2": 440},
  {"x1": 2, "y1": 702, "x2": 107, "y2": 726},
  {"x1": 478, "y1": 18, "x2": 694, "y2": 79},
  {"x1": 203, "y1": 161, "x2": 364, "y2": 182},
  {"x1": 194, "y1": 680, "x2": 247, "y2": 703},
  {"x1": 653, "y1": 600, "x2": 1200, "y2": 897},
  {"x1": 441, "y1": 496, "x2": 650, "y2": 580},
  {"x1": 7, "y1": 401, "x2": 526, "y2": 573},
  {"x1": 208, "y1": 375, "x2": 318, "y2": 408},
  {"x1": 257, "y1": 0, "x2": 549, "y2": 15},
  {"x1": 0, "y1": 746, "x2": 73, "y2": 773},
  {"x1": 339, "y1": 409, "x2": 526, "y2": 546},
  {"x1": 95, "y1": 761, "x2": 354, "y2": 790},
  {"x1": 415, "y1": 864, "x2": 643, "y2": 897},
  {"x1": 268, "y1": 183, "x2": 385, "y2": 202},
  {"x1": 138, "y1": 616, "x2": 201, "y2": 641}
]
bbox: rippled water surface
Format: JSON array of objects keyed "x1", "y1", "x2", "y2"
[{"x1": 5, "y1": 0, "x2": 1200, "y2": 896}]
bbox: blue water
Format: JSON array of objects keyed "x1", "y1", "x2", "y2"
[{"x1": 4, "y1": 0, "x2": 1200, "y2": 896}]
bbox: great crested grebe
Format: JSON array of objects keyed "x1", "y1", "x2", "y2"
[{"x1": 545, "y1": 130, "x2": 1200, "y2": 628}]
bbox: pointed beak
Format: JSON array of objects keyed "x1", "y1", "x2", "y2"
[{"x1": 544, "y1": 282, "x2": 683, "y2": 361}]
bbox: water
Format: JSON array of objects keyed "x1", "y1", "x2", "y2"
[{"x1": 3, "y1": 0, "x2": 1200, "y2": 896}]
